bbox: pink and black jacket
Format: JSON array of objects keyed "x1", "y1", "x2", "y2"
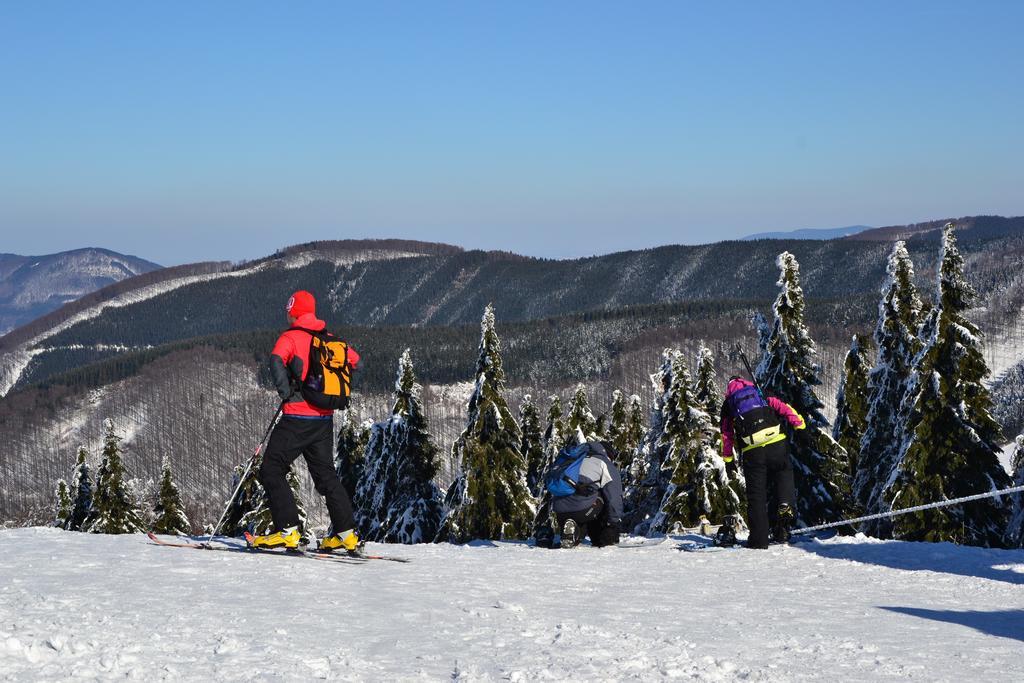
[{"x1": 720, "y1": 377, "x2": 805, "y2": 462}]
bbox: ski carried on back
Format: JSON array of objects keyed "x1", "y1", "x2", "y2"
[
  {"x1": 147, "y1": 532, "x2": 367, "y2": 564},
  {"x1": 243, "y1": 532, "x2": 412, "y2": 564}
]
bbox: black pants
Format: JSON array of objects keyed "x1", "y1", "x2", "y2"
[
  {"x1": 555, "y1": 497, "x2": 620, "y2": 548},
  {"x1": 257, "y1": 416, "x2": 355, "y2": 534},
  {"x1": 742, "y1": 439, "x2": 795, "y2": 549}
]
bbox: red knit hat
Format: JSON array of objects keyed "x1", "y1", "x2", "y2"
[{"x1": 286, "y1": 290, "x2": 315, "y2": 318}]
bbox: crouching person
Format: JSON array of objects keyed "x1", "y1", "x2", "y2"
[{"x1": 546, "y1": 441, "x2": 624, "y2": 549}]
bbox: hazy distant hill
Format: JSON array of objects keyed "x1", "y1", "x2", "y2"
[
  {"x1": 0, "y1": 248, "x2": 161, "y2": 335},
  {"x1": 844, "y1": 215, "x2": 1024, "y2": 242},
  {"x1": 742, "y1": 225, "x2": 872, "y2": 240}
]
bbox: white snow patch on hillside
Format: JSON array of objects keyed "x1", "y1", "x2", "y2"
[
  {"x1": 279, "y1": 249, "x2": 425, "y2": 271},
  {"x1": 1, "y1": 528, "x2": 1022, "y2": 681}
]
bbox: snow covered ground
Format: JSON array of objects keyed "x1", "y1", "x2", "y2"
[{"x1": 1, "y1": 528, "x2": 1022, "y2": 681}]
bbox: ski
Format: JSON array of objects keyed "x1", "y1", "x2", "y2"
[
  {"x1": 243, "y1": 532, "x2": 412, "y2": 564},
  {"x1": 676, "y1": 538, "x2": 740, "y2": 553},
  {"x1": 617, "y1": 537, "x2": 667, "y2": 549},
  {"x1": 147, "y1": 532, "x2": 366, "y2": 564}
]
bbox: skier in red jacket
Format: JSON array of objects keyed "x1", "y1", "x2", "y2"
[
  {"x1": 251, "y1": 290, "x2": 361, "y2": 552},
  {"x1": 721, "y1": 376, "x2": 806, "y2": 549}
]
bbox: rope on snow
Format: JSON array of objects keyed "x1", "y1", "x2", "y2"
[{"x1": 791, "y1": 483, "x2": 1024, "y2": 535}]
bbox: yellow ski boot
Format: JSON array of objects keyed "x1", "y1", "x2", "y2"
[
  {"x1": 250, "y1": 527, "x2": 301, "y2": 550},
  {"x1": 319, "y1": 529, "x2": 361, "y2": 553}
]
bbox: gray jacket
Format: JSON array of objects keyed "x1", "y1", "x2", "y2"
[{"x1": 551, "y1": 442, "x2": 624, "y2": 524}]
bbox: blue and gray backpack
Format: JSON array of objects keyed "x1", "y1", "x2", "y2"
[{"x1": 544, "y1": 443, "x2": 591, "y2": 498}]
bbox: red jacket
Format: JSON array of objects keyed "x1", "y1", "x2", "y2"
[{"x1": 271, "y1": 313, "x2": 360, "y2": 417}]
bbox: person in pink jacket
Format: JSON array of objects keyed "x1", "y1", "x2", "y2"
[{"x1": 720, "y1": 376, "x2": 806, "y2": 548}]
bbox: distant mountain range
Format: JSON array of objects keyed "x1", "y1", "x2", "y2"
[
  {"x1": 742, "y1": 225, "x2": 873, "y2": 241},
  {"x1": 1, "y1": 217, "x2": 1023, "y2": 521},
  {"x1": 0, "y1": 248, "x2": 161, "y2": 335}
]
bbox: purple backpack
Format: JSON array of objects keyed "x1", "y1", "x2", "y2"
[{"x1": 727, "y1": 385, "x2": 782, "y2": 448}]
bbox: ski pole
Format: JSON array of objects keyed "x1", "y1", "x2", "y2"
[
  {"x1": 734, "y1": 343, "x2": 765, "y2": 400},
  {"x1": 791, "y1": 483, "x2": 1024, "y2": 535},
  {"x1": 206, "y1": 400, "x2": 286, "y2": 544}
]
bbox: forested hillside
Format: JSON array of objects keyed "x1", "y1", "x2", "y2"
[
  {"x1": 2, "y1": 219, "x2": 1023, "y2": 525},
  {"x1": 4, "y1": 220, "x2": 1023, "y2": 397}
]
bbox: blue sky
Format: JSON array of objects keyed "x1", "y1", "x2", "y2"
[{"x1": 2, "y1": 2, "x2": 1022, "y2": 265}]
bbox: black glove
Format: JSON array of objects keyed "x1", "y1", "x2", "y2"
[{"x1": 725, "y1": 458, "x2": 739, "y2": 476}]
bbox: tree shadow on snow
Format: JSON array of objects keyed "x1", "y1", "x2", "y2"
[
  {"x1": 880, "y1": 606, "x2": 1024, "y2": 642},
  {"x1": 793, "y1": 537, "x2": 1024, "y2": 586}
]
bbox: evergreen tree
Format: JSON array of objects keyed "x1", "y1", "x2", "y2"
[
  {"x1": 882, "y1": 226, "x2": 1011, "y2": 546},
  {"x1": 335, "y1": 409, "x2": 368, "y2": 501},
  {"x1": 354, "y1": 349, "x2": 443, "y2": 543},
  {"x1": 87, "y1": 419, "x2": 145, "y2": 534},
  {"x1": 623, "y1": 350, "x2": 679, "y2": 534},
  {"x1": 833, "y1": 334, "x2": 872, "y2": 485},
  {"x1": 436, "y1": 305, "x2": 535, "y2": 543},
  {"x1": 565, "y1": 384, "x2": 600, "y2": 443},
  {"x1": 519, "y1": 394, "x2": 546, "y2": 497},
  {"x1": 651, "y1": 353, "x2": 742, "y2": 533},
  {"x1": 1005, "y1": 436, "x2": 1024, "y2": 548},
  {"x1": 531, "y1": 396, "x2": 566, "y2": 541},
  {"x1": 542, "y1": 395, "x2": 566, "y2": 463},
  {"x1": 622, "y1": 394, "x2": 647, "y2": 473},
  {"x1": 67, "y1": 447, "x2": 93, "y2": 531},
  {"x1": 152, "y1": 458, "x2": 191, "y2": 535},
  {"x1": 222, "y1": 460, "x2": 263, "y2": 537},
  {"x1": 756, "y1": 252, "x2": 850, "y2": 527},
  {"x1": 606, "y1": 389, "x2": 644, "y2": 471},
  {"x1": 854, "y1": 241, "x2": 923, "y2": 531},
  {"x1": 53, "y1": 479, "x2": 72, "y2": 529},
  {"x1": 692, "y1": 345, "x2": 721, "y2": 419}
]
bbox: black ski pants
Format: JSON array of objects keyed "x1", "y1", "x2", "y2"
[
  {"x1": 257, "y1": 416, "x2": 355, "y2": 534},
  {"x1": 741, "y1": 439, "x2": 795, "y2": 549},
  {"x1": 555, "y1": 497, "x2": 620, "y2": 548}
]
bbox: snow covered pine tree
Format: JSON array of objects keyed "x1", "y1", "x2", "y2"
[
  {"x1": 530, "y1": 395, "x2": 568, "y2": 543},
  {"x1": 543, "y1": 395, "x2": 566, "y2": 467},
  {"x1": 335, "y1": 409, "x2": 369, "y2": 501},
  {"x1": 624, "y1": 350, "x2": 678, "y2": 533},
  {"x1": 565, "y1": 384, "x2": 601, "y2": 442},
  {"x1": 833, "y1": 334, "x2": 872, "y2": 489},
  {"x1": 756, "y1": 252, "x2": 850, "y2": 528},
  {"x1": 53, "y1": 479, "x2": 72, "y2": 529},
  {"x1": 692, "y1": 344, "x2": 722, "y2": 420},
  {"x1": 152, "y1": 457, "x2": 191, "y2": 535},
  {"x1": 87, "y1": 419, "x2": 145, "y2": 534},
  {"x1": 881, "y1": 225, "x2": 1012, "y2": 546},
  {"x1": 650, "y1": 353, "x2": 741, "y2": 534},
  {"x1": 519, "y1": 394, "x2": 546, "y2": 497},
  {"x1": 854, "y1": 241, "x2": 923, "y2": 534},
  {"x1": 605, "y1": 390, "x2": 645, "y2": 473},
  {"x1": 435, "y1": 305, "x2": 535, "y2": 543},
  {"x1": 66, "y1": 447, "x2": 93, "y2": 531},
  {"x1": 354, "y1": 349, "x2": 444, "y2": 544}
]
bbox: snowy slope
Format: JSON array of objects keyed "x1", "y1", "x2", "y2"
[{"x1": 2, "y1": 528, "x2": 1022, "y2": 681}]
